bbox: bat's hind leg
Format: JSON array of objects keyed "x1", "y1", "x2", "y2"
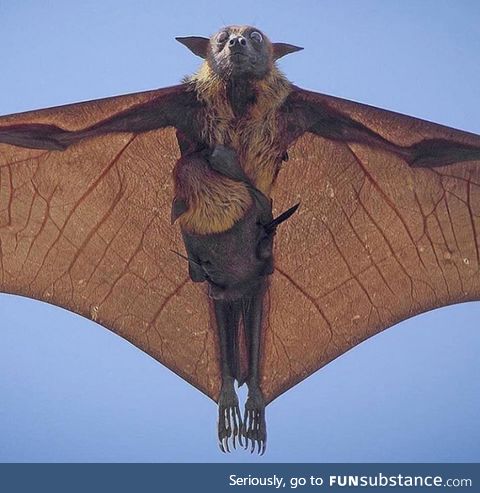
[
  {"x1": 241, "y1": 290, "x2": 267, "y2": 455},
  {"x1": 214, "y1": 300, "x2": 243, "y2": 452}
]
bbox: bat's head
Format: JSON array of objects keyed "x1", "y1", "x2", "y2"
[
  {"x1": 204, "y1": 203, "x2": 300, "y2": 301},
  {"x1": 176, "y1": 25, "x2": 302, "y2": 80}
]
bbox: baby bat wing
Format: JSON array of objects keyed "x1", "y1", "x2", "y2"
[
  {"x1": 262, "y1": 88, "x2": 480, "y2": 403},
  {"x1": 0, "y1": 87, "x2": 221, "y2": 401}
]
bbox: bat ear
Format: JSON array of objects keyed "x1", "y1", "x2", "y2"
[
  {"x1": 176, "y1": 36, "x2": 210, "y2": 59},
  {"x1": 272, "y1": 42, "x2": 303, "y2": 60},
  {"x1": 264, "y1": 203, "x2": 300, "y2": 233}
]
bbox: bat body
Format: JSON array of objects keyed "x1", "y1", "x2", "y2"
[{"x1": 0, "y1": 25, "x2": 480, "y2": 454}]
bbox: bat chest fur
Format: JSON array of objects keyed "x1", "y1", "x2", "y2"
[
  {"x1": 211, "y1": 116, "x2": 282, "y2": 194},
  {"x1": 176, "y1": 66, "x2": 291, "y2": 234},
  {"x1": 176, "y1": 115, "x2": 281, "y2": 235}
]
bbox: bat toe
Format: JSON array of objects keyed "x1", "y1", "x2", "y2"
[
  {"x1": 217, "y1": 386, "x2": 243, "y2": 452},
  {"x1": 242, "y1": 388, "x2": 267, "y2": 455}
]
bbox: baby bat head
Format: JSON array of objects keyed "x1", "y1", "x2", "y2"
[
  {"x1": 202, "y1": 218, "x2": 276, "y2": 301},
  {"x1": 183, "y1": 202, "x2": 299, "y2": 301},
  {"x1": 207, "y1": 203, "x2": 299, "y2": 300},
  {"x1": 176, "y1": 26, "x2": 302, "y2": 80}
]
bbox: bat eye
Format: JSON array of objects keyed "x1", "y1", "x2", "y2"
[
  {"x1": 217, "y1": 31, "x2": 229, "y2": 44},
  {"x1": 250, "y1": 31, "x2": 263, "y2": 43}
]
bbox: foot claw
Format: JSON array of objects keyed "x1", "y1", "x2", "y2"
[
  {"x1": 241, "y1": 388, "x2": 267, "y2": 455},
  {"x1": 217, "y1": 386, "x2": 242, "y2": 453}
]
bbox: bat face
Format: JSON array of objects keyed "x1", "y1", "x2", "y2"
[
  {"x1": 183, "y1": 197, "x2": 275, "y2": 301},
  {"x1": 176, "y1": 25, "x2": 301, "y2": 86},
  {"x1": 208, "y1": 25, "x2": 273, "y2": 80}
]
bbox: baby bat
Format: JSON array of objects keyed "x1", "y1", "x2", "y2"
[{"x1": 0, "y1": 25, "x2": 479, "y2": 454}]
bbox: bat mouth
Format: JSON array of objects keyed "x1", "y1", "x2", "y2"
[{"x1": 230, "y1": 52, "x2": 249, "y2": 63}]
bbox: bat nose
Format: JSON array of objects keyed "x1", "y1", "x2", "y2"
[{"x1": 228, "y1": 36, "x2": 247, "y2": 47}]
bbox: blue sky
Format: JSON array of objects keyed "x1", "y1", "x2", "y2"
[{"x1": 0, "y1": 0, "x2": 479, "y2": 462}]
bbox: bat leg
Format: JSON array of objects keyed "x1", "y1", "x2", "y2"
[
  {"x1": 241, "y1": 288, "x2": 267, "y2": 455},
  {"x1": 213, "y1": 299, "x2": 243, "y2": 452}
]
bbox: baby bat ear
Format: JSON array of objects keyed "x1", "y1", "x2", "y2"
[
  {"x1": 176, "y1": 36, "x2": 210, "y2": 59},
  {"x1": 272, "y1": 42, "x2": 303, "y2": 60},
  {"x1": 264, "y1": 203, "x2": 300, "y2": 233}
]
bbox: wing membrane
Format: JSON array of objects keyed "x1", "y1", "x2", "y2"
[
  {"x1": 0, "y1": 91, "x2": 221, "y2": 401},
  {"x1": 263, "y1": 91, "x2": 480, "y2": 402}
]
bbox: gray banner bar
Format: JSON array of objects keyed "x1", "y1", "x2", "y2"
[{"x1": 0, "y1": 463, "x2": 478, "y2": 492}]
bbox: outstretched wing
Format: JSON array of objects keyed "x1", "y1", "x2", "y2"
[
  {"x1": 0, "y1": 88, "x2": 221, "y2": 401},
  {"x1": 2, "y1": 86, "x2": 479, "y2": 407},
  {"x1": 262, "y1": 88, "x2": 480, "y2": 403}
]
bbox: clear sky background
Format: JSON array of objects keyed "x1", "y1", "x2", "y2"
[{"x1": 0, "y1": 0, "x2": 479, "y2": 462}]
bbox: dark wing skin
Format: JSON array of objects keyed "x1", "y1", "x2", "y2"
[
  {"x1": 261, "y1": 87, "x2": 480, "y2": 403},
  {"x1": 0, "y1": 85, "x2": 223, "y2": 401}
]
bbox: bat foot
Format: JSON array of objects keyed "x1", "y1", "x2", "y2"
[
  {"x1": 217, "y1": 384, "x2": 243, "y2": 453},
  {"x1": 242, "y1": 387, "x2": 266, "y2": 455}
]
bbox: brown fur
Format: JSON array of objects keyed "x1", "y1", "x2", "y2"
[
  {"x1": 174, "y1": 154, "x2": 252, "y2": 234},
  {"x1": 187, "y1": 62, "x2": 291, "y2": 195},
  {"x1": 175, "y1": 49, "x2": 292, "y2": 235}
]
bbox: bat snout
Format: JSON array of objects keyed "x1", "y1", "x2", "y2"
[{"x1": 228, "y1": 35, "x2": 247, "y2": 49}]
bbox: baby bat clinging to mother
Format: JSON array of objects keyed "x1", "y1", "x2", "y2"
[{"x1": 0, "y1": 25, "x2": 479, "y2": 455}]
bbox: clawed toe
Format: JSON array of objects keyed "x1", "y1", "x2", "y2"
[
  {"x1": 217, "y1": 385, "x2": 267, "y2": 454},
  {"x1": 241, "y1": 389, "x2": 267, "y2": 455},
  {"x1": 242, "y1": 408, "x2": 266, "y2": 455},
  {"x1": 218, "y1": 388, "x2": 243, "y2": 452}
]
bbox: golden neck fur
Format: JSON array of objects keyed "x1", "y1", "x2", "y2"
[{"x1": 187, "y1": 62, "x2": 291, "y2": 196}]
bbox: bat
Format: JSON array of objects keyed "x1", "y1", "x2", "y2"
[{"x1": 0, "y1": 24, "x2": 479, "y2": 455}]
